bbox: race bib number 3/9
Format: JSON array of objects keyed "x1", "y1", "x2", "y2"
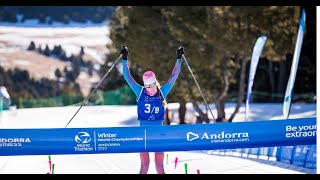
[{"x1": 144, "y1": 104, "x2": 159, "y2": 113}]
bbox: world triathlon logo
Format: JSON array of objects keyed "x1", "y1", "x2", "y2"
[
  {"x1": 75, "y1": 132, "x2": 91, "y2": 143},
  {"x1": 186, "y1": 132, "x2": 199, "y2": 141}
]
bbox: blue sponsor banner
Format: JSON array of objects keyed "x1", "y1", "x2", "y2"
[{"x1": 0, "y1": 117, "x2": 316, "y2": 156}]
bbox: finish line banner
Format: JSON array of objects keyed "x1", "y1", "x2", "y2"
[{"x1": 0, "y1": 117, "x2": 316, "y2": 156}]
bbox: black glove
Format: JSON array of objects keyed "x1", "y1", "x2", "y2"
[
  {"x1": 120, "y1": 46, "x2": 128, "y2": 60},
  {"x1": 176, "y1": 46, "x2": 184, "y2": 59}
]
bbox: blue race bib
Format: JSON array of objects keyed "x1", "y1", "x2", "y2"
[{"x1": 137, "y1": 89, "x2": 165, "y2": 121}]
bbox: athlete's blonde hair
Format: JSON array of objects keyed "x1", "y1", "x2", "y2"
[{"x1": 155, "y1": 80, "x2": 167, "y2": 109}]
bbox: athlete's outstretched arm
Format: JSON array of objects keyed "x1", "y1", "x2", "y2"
[
  {"x1": 161, "y1": 59, "x2": 183, "y2": 98},
  {"x1": 122, "y1": 60, "x2": 142, "y2": 97}
]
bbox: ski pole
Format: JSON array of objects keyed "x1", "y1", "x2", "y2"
[
  {"x1": 182, "y1": 55, "x2": 216, "y2": 122},
  {"x1": 64, "y1": 54, "x2": 123, "y2": 127}
]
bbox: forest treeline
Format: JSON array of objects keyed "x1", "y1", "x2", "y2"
[{"x1": 0, "y1": 6, "x2": 116, "y2": 24}]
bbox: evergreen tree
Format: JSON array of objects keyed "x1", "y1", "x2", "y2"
[
  {"x1": 54, "y1": 68, "x2": 63, "y2": 79},
  {"x1": 27, "y1": 41, "x2": 36, "y2": 51},
  {"x1": 36, "y1": 45, "x2": 42, "y2": 54},
  {"x1": 43, "y1": 44, "x2": 51, "y2": 56},
  {"x1": 80, "y1": 46, "x2": 85, "y2": 56}
]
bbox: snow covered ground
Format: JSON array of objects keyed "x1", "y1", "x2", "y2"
[
  {"x1": 0, "y1": 23, "x2": 110, "y2": 65},
  {"x1": 0, "y1": 103, "x2": 317, "y2": 174}
]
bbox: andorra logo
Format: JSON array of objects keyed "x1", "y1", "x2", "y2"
[
  {"x1": 75, "y1": 132, "x2": 91, "y2": 143},
  {"x1": 186, "y1": 132, "x2": 199, "y2": 141}
]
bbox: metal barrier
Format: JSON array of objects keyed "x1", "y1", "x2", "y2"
[{"x1": 207, "y1": 144, "x2": 316, "y2": 169}]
